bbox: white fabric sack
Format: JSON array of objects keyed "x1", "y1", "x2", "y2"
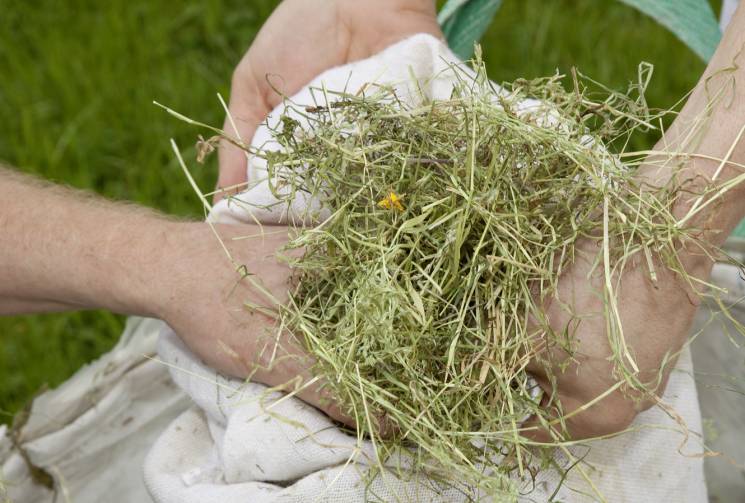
[
  {"x1": 0, "y1": 317, "x2": 190, "y2": 503},
  {"x1": 144, "y1": 34, "x2": 708, "y2": 502}
]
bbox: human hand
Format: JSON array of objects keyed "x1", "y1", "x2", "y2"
[
  {"x1": 524, "y1": 234, "x2": 712, "y2": 442},
  {"x1": 216, "y1": 0, "x2": 442, "y2": 201},
  {"x1": 152, "y1": 221, "x2": 347, "y2": 422}
]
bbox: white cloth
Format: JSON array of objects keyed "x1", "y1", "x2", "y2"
[
  {"x1": 143, "y1": 34, "x2": 708, "y2": 502},
  {"x1": 0, "y1": 317, "x2": 190, "y2": 503}
]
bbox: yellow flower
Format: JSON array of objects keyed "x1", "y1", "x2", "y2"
[{"x1": 377, "y1": 191, "x2": 404, "y2": 211}]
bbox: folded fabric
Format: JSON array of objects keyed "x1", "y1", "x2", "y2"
[{"x1": 144, "y1": 34, "x2": 707, "y2": 502}]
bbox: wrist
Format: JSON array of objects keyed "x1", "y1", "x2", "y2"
[
  {"x1": 638, "y1": 142, "x2": 745, "y2": 254},
  {"x1": 137, "y1": 220, "x2": 204, "y2": 322}
]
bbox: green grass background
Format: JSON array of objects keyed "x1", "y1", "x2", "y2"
[{"x1": 0, "y1": 0, "x2": 741, "y2": 423}]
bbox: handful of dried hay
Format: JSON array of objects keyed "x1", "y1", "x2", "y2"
[
  {"x1": 256, "y1": 60, "x2": 694, "y2": 496},
  {"x1": 165, "y1": 56, "x2": 743, "y2": 499}
]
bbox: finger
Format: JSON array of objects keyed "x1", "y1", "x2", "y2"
[
  {"x1": 296, "y1": 376, "x2": 357, "y2": 428},
  {"x1": 215, "y1": 72, "x2": 270, "y2": 204},
  {"x1": 297, "y1": 378, "x2": 398, "y2": 440}
]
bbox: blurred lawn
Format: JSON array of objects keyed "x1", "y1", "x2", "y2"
[{"x1": 0, "y1": 0, "x2": 739, "y2": 423}]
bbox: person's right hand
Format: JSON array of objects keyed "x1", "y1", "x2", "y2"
[{"x1": 216, "y1": 0, "x2": 442, "y2": 202}]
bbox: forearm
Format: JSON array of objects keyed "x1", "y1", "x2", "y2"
[
  {"x1": 648, "y1": 4, "x2": 745, "y2": 245},
  {"x1": 0, "y1": 166, "x2": 176, "y2": 316}
]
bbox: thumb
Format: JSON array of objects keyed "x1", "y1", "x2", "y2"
[{"x1": 215, "y1": 73, "x2": 270, "y2": 203}]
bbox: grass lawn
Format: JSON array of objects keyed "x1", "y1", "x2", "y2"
[{"x1": 0, "y1": 0, "x2": 738, "y2": 423}]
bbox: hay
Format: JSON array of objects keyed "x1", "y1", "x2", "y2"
[
  {"x1": 247, "y1": 58, "x2": 692, "y2": 496},
  {"x1": 164, "y1": 54, "x2": 744, "y2": 499}
]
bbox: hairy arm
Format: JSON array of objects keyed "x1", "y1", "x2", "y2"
[
  {"x1": 0, "y1": 0, "x2": 442, "y2": 426},
  {"x1": 0, "y1": 166, "x2": 346, "y2": 418},
  {"x1": 0, "y1": 166, "x2": 175, "y2": 316}
]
